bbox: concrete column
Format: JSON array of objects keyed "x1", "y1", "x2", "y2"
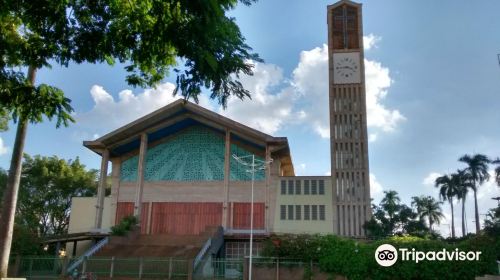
[
  {"x1": 95, "y1": 149, "x2": 109, "y2": 229},
  {"x1": 265, "y1": 144, "x2": 271, "y2": 232},
  {"x1": 134, "y1": 133, "x2": 148, "y2": 219},
  {"x1": 110, "y1": 158, "x2": 121, "y2": 226},
  {"x1": 146, "y1": 201, "x2": 153, "y2": 234},
  {"x1": 222, "y1": 129, "x2": 231, "y2": 228}
]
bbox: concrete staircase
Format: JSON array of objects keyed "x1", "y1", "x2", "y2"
[{"x1": 94, "y1": 226, "x2": 221, "y2": 259}]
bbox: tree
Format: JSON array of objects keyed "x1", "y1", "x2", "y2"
[
  {"x1": 364, "y1": 190, "x2": 428, "y2": 238},
  {"x1": 411, "y1": 196, "x2": 444, "y2": 231},
  {"x1": 17, "y1": 155, "x2": 98, "y2": 235},
  {"x1": 1, "y1": 1, "x2": 260, "y2": 276},
  {"x1": 483, "y1": 206, "x2": 500, "y2": 236},
  {"x1": 435, "y1": 174, "x2": 459, "y2": 238},
  {"x1": 0, "y1": 109, "x2": 8, "y2": 132},
  {"x1": 492, "y1": 157, "x2": 500, "y2": 187},
  {"x1": 0, "y1": 155, "x2": 96, "y2": 253},
  {"x1": 454, "y1": 169, "x2": 472, "y2": 237},
  {"x1": 380, "y1": 190, "x2": 400, "y2": 224},
  {"x1": 459, "y1": 154, "x2": 491, "y2": 233}
]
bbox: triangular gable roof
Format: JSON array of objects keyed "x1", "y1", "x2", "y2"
[
  {"x1": 83, "y1": 99, "x2": 294, "y2": 174},
  {"x1": 327, "y1": 0, "x2": 361, "y2": 10}
]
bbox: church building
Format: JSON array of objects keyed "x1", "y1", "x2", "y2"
[{"x1": 67, "y1": 0, "x2": 371, "y2": 258}]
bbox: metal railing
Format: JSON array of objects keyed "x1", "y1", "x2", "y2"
[
  {"x1": 66, "y1": 237, "x2": 109, "y2": 273},
  {"x1": 84, "y1": 257, "x2": 189, "y2": 278},
  {"x1": 14, "y1": 256, "x2": 189, "y2": 279},
  {"x1": 13, "y1": 256, "x2": 320, "y2": 279},
  {"x1": 193, "y1": 237, "x2": 211, "y2": 270},
  {"x1": 17, "y1": 256, "x2": 65, "y2": 279}
]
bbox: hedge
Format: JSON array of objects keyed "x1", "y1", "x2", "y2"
[{"x1": 262, "y1": 234, "x2": 499, "y2": 280}]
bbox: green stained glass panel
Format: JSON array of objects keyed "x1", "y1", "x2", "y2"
[
  {"x1": 230, "y1": 144, "x2": 265, "y2": 181},
  {"x1": 119, "y1": 125, "x2": 266, "y2": 182}
]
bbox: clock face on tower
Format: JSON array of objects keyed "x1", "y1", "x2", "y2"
[{"x1": 333, "y1": 52, "x2": 361, "y2": 84}]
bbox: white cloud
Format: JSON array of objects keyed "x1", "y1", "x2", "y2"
[
  {"x1": 292, "y1": 45, "x2": 330, "y2": 138},
  {"x1": 294, "y1": 163, "x2": 308, "y2": 176},
  {"x1": 368, "y1": 133, "x2": 378, "y2": 142},
  {"x1": 423, "y1": 172, "x2": 442, "y2": 186},
  {"x1": 78, "y1": 35, "x2": 403, "y2": 143},
  {"x1": 365, "y1": 60, "x2": 405, "y2": 132},
  {"x1": 76, "y1": 83, "x2": 212, "y2": 137},
  {"x1": 218, "y1": 62, "x2": 296, "y2": 135},
  {"x1": 363, "y1": 34, "x2": 381, "y2": 51},
  {"x1": 477, "y1": 171, "x2": 498, "y2": 200},
  {"x1": 291, "y1": 44, "x2": 405, "y2": 139},
  {"x1": 370, "y1": 173, "x2": 384, "y2": 202},
  {"x1": 0, "y1": 137, "x2": 8, "y2": 155}
]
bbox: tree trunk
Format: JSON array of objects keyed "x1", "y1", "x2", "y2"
[
  {"x1": 429, "y1": 216, "x2": 432, "y2": 231},
  {"x1": 450, "y1": 198, "x2": 455, "y2": 238},
  {"x1": 461, "y1": 198, "x2": 466, "y2": 237},
  {"x1": 473, "y1": 189, "x2": 480, "y2": 233},
  {"x1": 0, "y1": 66, "x2": 36, "y2": 278}
]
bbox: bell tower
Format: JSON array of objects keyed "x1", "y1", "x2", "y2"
[{"x1": 328, "y1": 0, "x2": 371, "y2": 237}]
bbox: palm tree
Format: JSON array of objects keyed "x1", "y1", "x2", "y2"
[
  {"x1": 492, "y1": 157, "x2": 500, "y2": 187},
  {"x1": 412, "y1": 196, "x2": 444, "y2": 231},
  {"x1": 435, "y1": 174, "x2": 459, "y2": 238},
  {"x1": 459, "y1": 154, "x2": 491, "y2": 233},
  {"x1": 381, "y1": 190, "x2": 400, "y2": 221},
  {"x1": 454, "y1": 169, "x2": 472, "y2": 237}
]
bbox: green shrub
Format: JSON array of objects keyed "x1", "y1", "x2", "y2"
[
  {"x1": 110, "y1": 215, "x2": 138, "y2": 236},
  {"x1": 262, "y1": 234, "x2": 499, "y2": 280}
]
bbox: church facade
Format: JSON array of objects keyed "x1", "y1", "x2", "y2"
[{"x1": 68, "y1": 0, "x2": 371, "y2": 249}]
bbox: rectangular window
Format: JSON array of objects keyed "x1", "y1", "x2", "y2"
[
  {"x1": 295, "y1": 205, "x2": 302, "y2": 220},
  {"x1": 280, "y1": 205, "x2": 286, "y2": 220},
  {"x1": 288, "y1": 205, "x2": 294, "y2": 220},
  {"x1": 312, "y1": 205, "x2": 318, "y2": 220},
  {"x1": 304, "y1": 180, "x2": 310, "y2": 195},
  {"x1": 288, "y1": 180, "x2": 294, "y2": 195},
  {"x1": 295, "y1": 180, "x2": 301, "y2": 195},
  {"x1": 311, "y1": 180, "x2": 317, "y2": 195},
  {"x1": 281, "y1": 180, "x2": 286, "y2": 195},
  {"x1": 319, "y1": 180, "x2": 325, "y2": 195},
  {"x1": 319, "y1": 205, "x2": 325, "y2": 220},
  {"x1": 304, "y1": 205, "x2": 310, "y2": 220}
]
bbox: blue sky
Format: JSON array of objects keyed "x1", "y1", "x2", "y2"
[{"x1": 1, "y1": 0, "x2": 499, "y2": 236}]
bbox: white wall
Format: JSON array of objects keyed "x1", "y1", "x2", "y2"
[{"x1": 65, "y1": 197, "x2": 112, "y2": 257}]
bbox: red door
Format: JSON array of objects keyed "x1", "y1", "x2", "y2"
[
  {"x1": 150, "y1": 202, "x2": 223, "y2": 235},
  {"x1": 232, "y1": 202, "x2": 265, "y2": 229}
]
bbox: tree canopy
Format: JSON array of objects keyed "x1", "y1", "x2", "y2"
[
  {"x1": 364, "y1": 190, "x2": 429, "y2": 239},
  {"x1": 0, "y1": 154, "x2": 98, "y2": 237},
  {"x1": 1, "y1": 1, "x2": 261, "y2": 274},
  {"x1": 1, "y1": 0, "x2": 261, "y2": 114}
]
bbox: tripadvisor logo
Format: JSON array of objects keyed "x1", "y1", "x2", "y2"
[
  {"x1": 375, "y1": 244, "x2": 398, "y2": 267},
  {"x1": 375, "y1": 244, "x2": 482, "y2": 267}
]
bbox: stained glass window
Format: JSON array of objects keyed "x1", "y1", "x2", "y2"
[{"x1": 120, "y1": 125, "x2": 266, "y2": 182}]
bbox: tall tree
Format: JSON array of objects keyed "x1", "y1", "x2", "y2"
[
  {"x1": 17, "y1": 155, "x2": 97, "y2": 235},
  {"x1": 459, "y1": 154, "x2": 491, "y2": 233},
  {"x1": 412, "y1": 196, "x2": 444, "y2": 231},
  {"x1": 435, "y1": 174, "x2": 459, "y2": 238},
  {"x1": 380, "y1": 190, "x2": 400, "y2": 224},
  {"x1": 0, "y1": 1, "x2": 260, "y2": 276},
  {"x1": 455, "y1": 169, "x2": 471, "y2": 237}
]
